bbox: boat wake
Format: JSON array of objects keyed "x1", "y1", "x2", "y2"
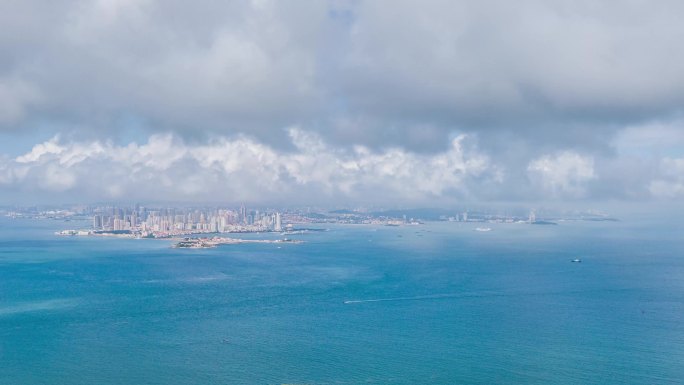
[{"x1": 344, "y1": 288, "x2": 630, "y2": 305}]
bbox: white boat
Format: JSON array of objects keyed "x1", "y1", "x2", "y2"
[
  {"x1": 475, "y1": 227, "x2": 492, "y2": 232},
  {"x1": 571, "y1": 258, "x2": 582, "y2": 263}
]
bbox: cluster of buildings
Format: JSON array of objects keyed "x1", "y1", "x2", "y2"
[
  {"x1": 8, "y1": 203, "x2": 617, "y2": 240},
  {"x1": 444, "y1": 210, "x2": 537, "y2": 223},
  {"x1": 91, "y1": 205, "x2": 283, "y2": 237}
]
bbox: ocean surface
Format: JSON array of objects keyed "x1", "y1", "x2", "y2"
[{"x1": 1, "y1": 216, "x2": 684, "y2": 384}]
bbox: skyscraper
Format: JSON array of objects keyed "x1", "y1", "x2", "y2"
[
  {"x1": 240, "y1": 205, "x2": 247, "y2": 225},
  {"x1": 275, "y1": 212, "x2": 282, "y2": 232}
]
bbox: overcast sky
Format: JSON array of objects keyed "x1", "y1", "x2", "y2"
[{"x1": 1, "y1": 0, "x2": 683, "y2": 205}]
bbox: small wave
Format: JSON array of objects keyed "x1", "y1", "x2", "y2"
[
  {"x1": 179, "y1": 273, "x2": 231, "y2": 283},
  {"x1": 343, "y1": 291, "x2": 512, "y2": 304},
  {"x1": 0, "y1": 298, "x2": 79, "y2": 316},
  {"x1": 141, "y1": 273, "x2": 231, "y2": 284},
  {"x1": 344, "y1": 293, "x2": 464, "y2": 304}
]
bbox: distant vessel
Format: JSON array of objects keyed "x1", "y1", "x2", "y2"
[
  {"x1": 475, "y1": 227, "x2": 492, "y2": 232},
  {"x1": 571, "y1": 258, "x2": 582, "y2": 263}
]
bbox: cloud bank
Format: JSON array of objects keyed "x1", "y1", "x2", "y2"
[
  {"x1": 1, "y1": 0, "x2": 683, "y2": 204},
  {"x1": 2, "y1": 126, "x2": 682, "y2": 204},
  {"x1": 0, "y1": 129, "x2": 496, "y2": 204}
]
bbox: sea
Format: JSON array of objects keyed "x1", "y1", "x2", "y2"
[{"x1": 1, "y1": 215, "x2": 684, "y2": 384}]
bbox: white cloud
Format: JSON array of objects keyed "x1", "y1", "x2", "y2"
[
  {"x1": 527, "y1": 151, "x2": 596, "y2": 198},
  {"x1": 3, "y1": 128, "x2": 683, "y2": 203},
  {"x1": 0, "y1": 129, "x2": 496, "y2": 203}
]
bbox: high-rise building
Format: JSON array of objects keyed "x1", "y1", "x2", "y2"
[{"x1": 275, "y1": 212, "x2": 282, "y2": 232}]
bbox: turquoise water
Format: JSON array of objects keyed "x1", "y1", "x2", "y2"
[{"x1": 1, "y1": 216, "x2": 684, "y2": 384}]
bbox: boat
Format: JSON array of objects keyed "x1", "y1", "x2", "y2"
[
  {"x1": 571, "y1": 258, "x2": 582, "y2": 263},
  {"x1": 475, "y1": 227, "x2": 492, "y2": 232}
]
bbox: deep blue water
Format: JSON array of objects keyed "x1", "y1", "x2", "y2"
[{"x1": 1, "y1": 216, "x2": 684, "y2": 384}]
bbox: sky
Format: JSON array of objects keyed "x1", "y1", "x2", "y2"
[{"x1": 1, "y1": 0, "x2": 683, "y2": 206}]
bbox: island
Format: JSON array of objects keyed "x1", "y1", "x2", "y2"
[{"x1": 173, "y1": 237, "x2": 304, "y2": 249}]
